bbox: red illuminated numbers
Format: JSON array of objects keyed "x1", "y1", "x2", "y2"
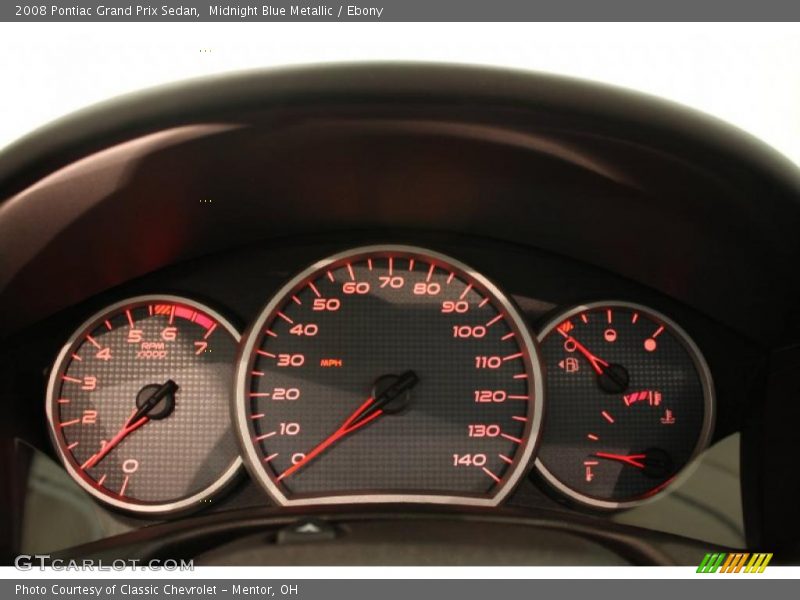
[
  {"x1": 81, "y1": 410, "x2": 98, "y2": 425},
  {"x1": 289, "y1": 323, "x2": 318, "y2": 336},
  {"x1": 312, "y1": 298, "x2": 341, "y2": 311},
  {"x1": 277, "y1": 353, "x2": 305, "y2": 367},
  {"x1": 413, "y1": 282, "x2": 441, "y2": 295},
  {"x1": 81, "y1": 376, "x2": 97, "y2": 391},
  {"x1": 453, "y1": 325, "x2": 486, "y2": 338},
  {"x1": 272, "y1": 387, "x2": 301, "y2": 401},
  {"x1": 122, "y1": 459, "x2": 139, "y2": 474},
  {"x1": 279, "y1": 422, "x2": 300, "y2": 436},
  {"x1": 291, "y1": 452, "x2": 306, "y2": 465},
  {"x1": 95, "y1": 347, "x2": 112, "y2": 361},
  {"x1": 161, "y1": 327, "x2": 177, "y2": 341},
  {"x1": 343, "y1": 282, "x2": 370, "y2": 294},
  {"x1": 468, "y1": 424, "x2": 500, "y2": 437},
  {"x1": 474, "y1": 390, "x2": 507, "y2": 403},
  {"x1": 442, "y1": 301, "x2": 469, "y2": 313},
  {"x1": 474, "y1": 355, "x2": 502, "y2": 369},
  {"x1": 127, "y1": 329, "x2": 143, "y2": 343},
  {"x1": 453, "y1": 453, "x2": 487, "y2": 467},
  {"x1": 379, "y1": 276, "x2": 404, "y2": 289}
]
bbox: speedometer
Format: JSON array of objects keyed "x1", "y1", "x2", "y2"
[{"x1": 234, "y1": 245, "x2": 543, "y2": 507}]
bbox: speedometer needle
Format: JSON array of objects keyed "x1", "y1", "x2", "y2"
[{"x1": 277, "y1": 370, "x2": 419, "y2": 481}]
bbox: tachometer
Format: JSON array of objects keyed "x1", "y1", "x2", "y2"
[
  {"x1": 46, "y1": 295, "x2": 242, "y2": 515},
  {"x1": 234, "y1": 245, "x2": 543, "y2": 507},
  {"x1": 534, "y1": 301, "x2": 714, "y2": 509}
]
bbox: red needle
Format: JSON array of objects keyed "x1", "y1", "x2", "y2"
[
  {"x1": 277, "y1": 396, "x2": 383, "y2": 481},
  {"x1": 559, "y1": 330, "x2": 609, "y2": 375},
  {"x1": 595, "y1": 452, "x2": 647, "y2": 469},
  {"x1": 80, "y1": 409, "x2": 149, "y2": 471}
]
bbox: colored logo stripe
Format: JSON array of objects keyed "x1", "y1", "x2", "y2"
[{"x1": 697, "y1": 553, "x2": 773, "y2": 573}]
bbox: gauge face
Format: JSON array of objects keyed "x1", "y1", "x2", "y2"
[
  {"x1": 46, "y1": 295, "x2": 242, "y2": 515},
  {"x1": 235, "y1": 245, "x2": 543, "y2": 507},
  {"x1": 534, "y1": 302, "x2": 714, "y2": 509}
]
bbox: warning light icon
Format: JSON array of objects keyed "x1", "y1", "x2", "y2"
[{"x1": 660, "y1": 409, "x2": 676, "y2": 425}]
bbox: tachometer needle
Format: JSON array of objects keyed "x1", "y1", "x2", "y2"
[
  {"x1": 277, "y1": 370, "x2": 419, "y2": 481},
  {"x1": 594, "y1": 451, "x2": 647, "y2": 469},
  {"x1": 80, "y1": 379, "x2": 178, "y2": 471}
]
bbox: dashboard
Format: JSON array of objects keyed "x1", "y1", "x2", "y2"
[{"x1": 1, "y1": 63, "x2": 800, "y2": 566}]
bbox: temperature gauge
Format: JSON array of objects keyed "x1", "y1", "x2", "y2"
[{"x1": 534, "y1": 301, "x2": 714, "y2": 509}]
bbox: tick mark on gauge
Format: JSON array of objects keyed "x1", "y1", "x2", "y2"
[
  {"x1": 482, "y1": 467, "x2": 501, "y2": 483},
  {"x1": 327, "y1": 270, "x2": 335, "y2": 282},
  {"x1": 254, "y1": 432, "x2": 276, "y2": 442},
  {"x1": 601, "y1": 410, "x2": 615, "y2": 424},
  {"x1": 251, "y1": 370, "x2": 265, "y2": 377},
  {"x1": 249, "y1": 392, "x2": 270, "y2": 398},
  {"x1": 67, "y1": 441, "x2": 79, "y2": 450},
  {"x1": 513, "y1": 373, "x2": 527, "y2": 379},
  {"x1": 104, "y1": 320, "x2": 113, "y2": 330},
  {"x1": 459, "y1": 283, "x2": 473, "y2": 300},
  {"x1": 126, "y1": 309, "x2": 135, "y2": 327},
  {"x1": 426, "y1": 263, "x2": 435, "y2": 282},
  {"x1": 265, "y1": 329, "x2": 278, "y2": 338},
  {"x1": 501, "y1": 433, "x2": 522, "y2": 444},
  {"x1": 256, "y1": 350, "x2": 275, "y2": 358},
  {"x1": 308, "y1": 281, "x2": 321, "y2": 297},
  {"x1": 485, "y1": 314, "x2": 503, "y2": 327},
  {"x1": 263, "y1": 453, "x2": 278, "y2": 463},
  {"x1": 291, "y1": 296, "x2": 302, "y2": 305},
  {"x1": 97, "y1": 474, "x2": 107, "y2": 487},
  {"x1": 502, "y1": 332, "x2": 516, "y2": 341},
  {"x1": 479, "y1": 297, "x2": 490, "y2": 308},
  {"x1": 250, "y1": 413, "x2": 265, "y2": 420},
  {"x1": 71, "y1": 353, "x2": 82, "y2": 362},
  {"x1": 203, "y1": 322, "x2": 218, "y2": 339},
  {"x1": 499, "y1": 454, "x2": 514, "y2": 465},
  {"x1": 512, "y1": 415, "x2": 528, "y2": 422},
  {"x1": 62, "y1": 375, "x2": 82, "y2": 384},
  {"x1": 347, "y1": 263, "x2": 355, "y2": 281},
  {"x1": 408, "y1": 258, "x2": 414, "y2": 271},
  {"x1": 503, "y1": 352, "x2": 523, "y2": 362},
  {"x1": 277, "y1": 312, "x2": 294, "y2": 324},
  {"x1": 587, "y1": 433, "x2": 599, "y2": 441}
]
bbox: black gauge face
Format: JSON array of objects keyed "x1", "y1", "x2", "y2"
[
  {"x1": 235, "y1": 245, "x2": 544, "y2": 507},
  {"x1": 46, "y1": 296, "x2": 242, "y2": 515},
  {"x1": 534, "y1": 302, "x2": 714, "y2": 509}
]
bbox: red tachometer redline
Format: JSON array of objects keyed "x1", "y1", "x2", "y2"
[{"x1": 234, "y1": 245, "x2": 544, "y2": 508}]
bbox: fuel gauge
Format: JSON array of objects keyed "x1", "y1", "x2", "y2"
[{"x1": 534, "y1": 301, "x2": 714, "y2": 509}]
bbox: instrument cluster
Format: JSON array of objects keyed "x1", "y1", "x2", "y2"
[{"x1": 44, "y1": 244, "x2": 716, "y2": 517}]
